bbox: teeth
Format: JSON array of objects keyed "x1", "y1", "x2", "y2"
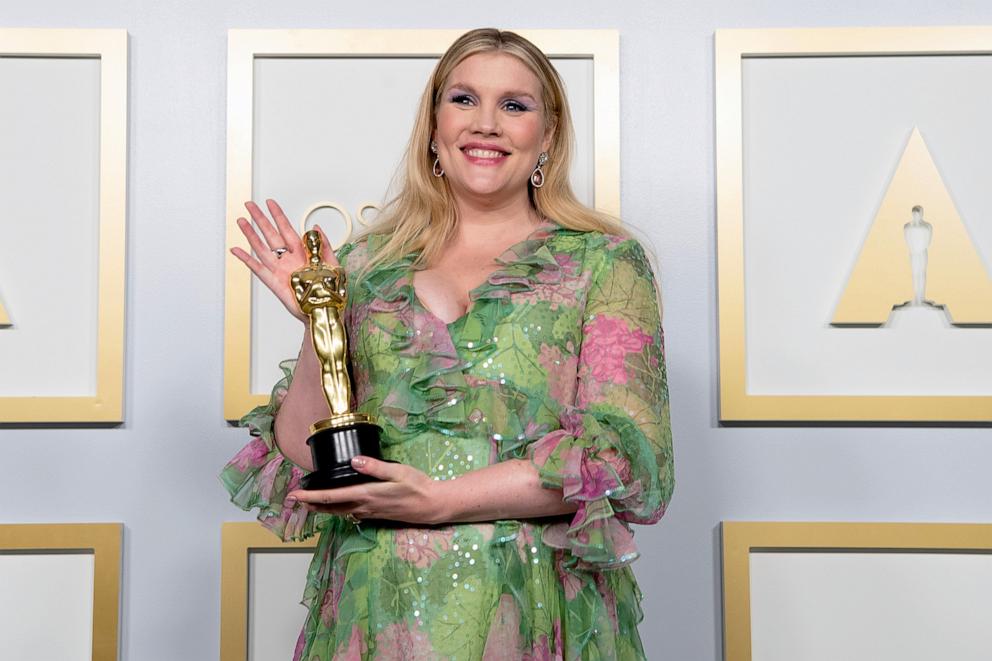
[{"x1": 465, "y1": 149, "x2": 505, "y2": 158}]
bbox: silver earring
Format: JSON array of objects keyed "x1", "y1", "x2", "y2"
[
  {"x1": 530, "y1": 152, "x2": 548, "y2": 188},
  {"x1": 430, "y1": 140, "x2": 444, "y2": 177}
]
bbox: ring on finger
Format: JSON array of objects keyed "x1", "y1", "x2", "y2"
[{"x1": 272, "y1": 247, "x2": 288, "y2": 258}]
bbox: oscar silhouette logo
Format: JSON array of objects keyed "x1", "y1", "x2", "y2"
[
  {"x1": 832, "y1": 128, "x2": 992, "y2": 326},
  {"x1": 292, "y1": 230, "x2": 386, "y2": 490}
]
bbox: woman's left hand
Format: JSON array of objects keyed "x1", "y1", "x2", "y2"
[{"x1": 287, "y1": 457, "x2": 448, "y2": 526}]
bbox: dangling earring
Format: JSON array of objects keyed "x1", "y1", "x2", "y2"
[
  {"x1": 430, "y1": 140, "x2": 444, "y2": 178},
  {"x1": 531, "y1": 152, "x2": 548, "y2": 188}
]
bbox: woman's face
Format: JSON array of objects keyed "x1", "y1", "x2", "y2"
[{"x1": 433, "y1": 51, "x2": 553, "y2": 208}]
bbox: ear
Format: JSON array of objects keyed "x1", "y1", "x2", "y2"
[{"x1": 541, "y1": 115, "x2": 557, "y2": 153}]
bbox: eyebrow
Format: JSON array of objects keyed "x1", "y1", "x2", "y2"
[{"x1": 445, "y1": 81, "x2": 539, "y2": 103}]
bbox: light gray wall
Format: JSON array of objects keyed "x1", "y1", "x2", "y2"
[{"x1": 2, "y1": 1, "x2": 991, "y2": 659}]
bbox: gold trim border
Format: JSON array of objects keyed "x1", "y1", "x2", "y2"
[
  {"x1": 0, "y1": 29, "x2": 128, "y2": 423},
  {"x1": 715, "y1": 27, "x2": 992, "y2": 422},
  {"x1": 220, "y1": 522, "x2": 317, "y2": 661},
  {"x1": 224, "y1": 28, "x2": 620, "y2": 420},
  {"x1": 0, "y1": 523, "x2": 123, "y2": 661},
  {"x1": 722, "y1": 521, "x2": 992, "y2": 661}
]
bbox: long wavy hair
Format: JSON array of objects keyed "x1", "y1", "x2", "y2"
[{"x1": 360, "y1": 28, "x2": 627, "y2": 272}]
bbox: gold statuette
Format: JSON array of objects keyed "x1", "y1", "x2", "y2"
[{"x1": 292, "y1": 230, "x2": 385, "y2": 490}]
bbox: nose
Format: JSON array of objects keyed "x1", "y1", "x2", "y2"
[{"x1": 471, "y1": 103, "x2": 501, "y2": 136}]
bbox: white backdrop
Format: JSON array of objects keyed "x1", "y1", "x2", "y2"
[
  {"x1": 743, "y1": 55, "x2": 992, "y2": 396},
  {"x1": 249, "y1": 55, "x2": 594, "y2": 392},
  {"x1": 0, "y1": 553, "x2": 94, "y2": 661},
  {"x1": 248, "y1": 551, "x2": 311, "y2": 661},
  {"x1": 750, "y1": 551, "x2": 992, "y2": 661},
  {"x1": 0, "y1": 57, "x2": 101, "y2": 396},
  {"x1": 3, "y1": 2, "x2": 992, "y2": 661}
]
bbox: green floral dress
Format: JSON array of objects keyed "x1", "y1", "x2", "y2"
[{"x1": 221, "y1": 221, "x2": 674, "y2": 660}]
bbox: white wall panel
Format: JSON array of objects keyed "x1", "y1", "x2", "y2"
[
  {"x1": 3, "y1": 3, "x2": 992, "y2": 661},
  {"x1": 742, "y1": 55, "x2": 992, "y2": 396},
  {"x1": 247, "y1": 551, "x2": 312, "y2": 661},
  {"x1": 0, "y1": 553, "x2": 95, "y2": 661},
  {"x1": 0, "y1": 57, "x2": 101, "y2": 396},
  {"x1": 750, "y1": 552, "x2": 992, "y2": 661},
  {"x1": 249, "y1": 56, "x2": 594, "y2": 392}
]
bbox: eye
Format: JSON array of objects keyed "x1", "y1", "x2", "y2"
[
  {"x1": 503, "y1": 100, "x2": 528, "y2": 112},
  {"x1": 449, "y1": 93, "x2": 475, "y2": 106}
]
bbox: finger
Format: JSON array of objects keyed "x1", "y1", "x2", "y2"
[
  {"x1": 350, "y1": 456, "x2": 400, "y2": 481},
  {"x1": 289, "y1": 486, "x2": 368, "y2": 506},
  {"x1": 314, "y1": 224, "x2": 340, "y2": 267},
  {"x1": 230, "y1": 246, "x2": 267, "y2": 278},
  {"x1": 266, "y1": 199, "x2": 299, "y2": 254},
  {"x1": 244, "y1": 200, "x2": 285, "y2": 251},
  {"x1": 236, "y1": 217, "x2": 279, "y2": 269},
  {"x1": 302, "y1": 502, "x2": 361, "y2": 516}
]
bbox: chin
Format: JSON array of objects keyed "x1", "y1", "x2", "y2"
[
  {"x1": 453, "y1": 176, "x2": 523, "y2": 199},
  {"x1": 466, "y1": 187, "x2": 516, "y2": 202}
]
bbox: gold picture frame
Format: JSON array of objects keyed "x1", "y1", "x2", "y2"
[
  {"x1": 220, "y1": 522, "x2": 317, "y2": 661},
  {"x1": 0, "y1": 523, "x2": 123, "y2": 661},
  {"x1": 722, "y1": 521, "x2": 992, "y2": 661},
  {"x1": 715, "y1": 27, "x2": 992, "y2": 423},
  {"x1": 223, "y1": 28, "x2": 621, "y2": 420},
  {"x1": 0, "y1": 29, "x2": 127, "y2": 423}
]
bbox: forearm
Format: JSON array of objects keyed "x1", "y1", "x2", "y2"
[
  {"x1": 432, "y1": 459, "x2": 578, "y2": 524},
  {"x1": 273, "y1": 326, "x2": 330, "y2": 471}
]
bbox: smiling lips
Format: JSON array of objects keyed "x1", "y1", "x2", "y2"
[{"x1": 460, "y1": 143, "x2": 510, "y2": 165}]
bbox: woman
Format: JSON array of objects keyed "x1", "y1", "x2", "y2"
[{"x1": 222, "y1": 28, "x2": 673, "y2": 660}]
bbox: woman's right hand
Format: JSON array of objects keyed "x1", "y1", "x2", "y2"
[{"x1": 230, "y1": 199, "x2": 338, "y2": 323}]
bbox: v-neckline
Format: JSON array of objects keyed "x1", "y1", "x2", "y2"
[
  {"x1": 409, "y1": 219, "x2": 557, "y2": 329},
  {"x1": 410, "y1": 286, "x2": 470, "y2": 329}
]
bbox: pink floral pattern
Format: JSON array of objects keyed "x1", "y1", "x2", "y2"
[
  {"x1": 221, "y1": 225, "x2": 672, "y2": 661},
  {"x1": 333, "y1": 627, "x2": 366, "y2": 661},
  {"x1": 227, "y1": 437, "x2": 270, "y2": 471},
  {"x1": 393, "y1": 528, "x2": 453, "y2": 569},
  {"x1": 580, "y1": 315, "x2": 653, "y2": 385},
  {"x1": 515, "y1": 278, "x2": 587, "y2": 310},
  {"x1": 557, "y1": 552, "x2": 585, "y2": 600},
  {"x1": 521, "y1": 634, "x2": 556, "y2": 661},
  {"x1": 374, "y1": 622, "x2": 435, "y2": 660},
  {"x1": 537, "y1": 342, "x2": 579, "y2": 403},
  {"x1": 482, "y1": 595, "x2": 523, "y2": 659}
]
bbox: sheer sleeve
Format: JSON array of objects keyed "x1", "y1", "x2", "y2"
[
  {"x1": 219, "y1": 242, "x2": 361, "y2": 542},
  {"x1": 528, "y1": 237, "x2": 674, "y2": 569},
  {"x1": 219, "y1": 359, "x2": 327, "y2": 542}
]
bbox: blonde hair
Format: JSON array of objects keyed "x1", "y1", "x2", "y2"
[{"x1": 360, "y1": 28, "x2": 627, "y2": 272}]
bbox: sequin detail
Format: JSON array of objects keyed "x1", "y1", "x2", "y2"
[{"x1": 220, "y1": 228, "x2": 673, "y2": 660}]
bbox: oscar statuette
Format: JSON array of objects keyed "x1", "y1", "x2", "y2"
[{"x1": 293, "y1": 230, "x2": 385, "y2": 490}]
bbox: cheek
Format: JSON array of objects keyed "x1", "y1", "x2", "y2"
[
  {"x1": 512, "y1": 117, "x2": 547, "y2": 150},
  {"x1": 434, "y1": 108, "x2": 463, "y2": 141}
]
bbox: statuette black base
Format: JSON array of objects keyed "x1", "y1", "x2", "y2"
[{"x1": 300, "y1": 421, "x2": 386, "y2": 490}]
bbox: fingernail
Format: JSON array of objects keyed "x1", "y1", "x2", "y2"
[
  {"x1": 286, "y1": 495, "x2": 298, "y2": 506},
  {"x1": 351, "y1": 456, "x2": 366, "y2": 468}
]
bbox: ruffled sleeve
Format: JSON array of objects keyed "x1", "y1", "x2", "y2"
[
  {"x1": 220, "y1": 359, "x2": 327, "y2": 542},
  {"x1": 529, "y1": 237, "x2": 674, "y2": 570},
  {"x1": 219, "y1": 242, "x2": 362, "y2": 542}
]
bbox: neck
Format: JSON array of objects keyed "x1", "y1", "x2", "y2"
[{"x1": 450, "y1": 191, "x2": 541, "y2": 246}]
